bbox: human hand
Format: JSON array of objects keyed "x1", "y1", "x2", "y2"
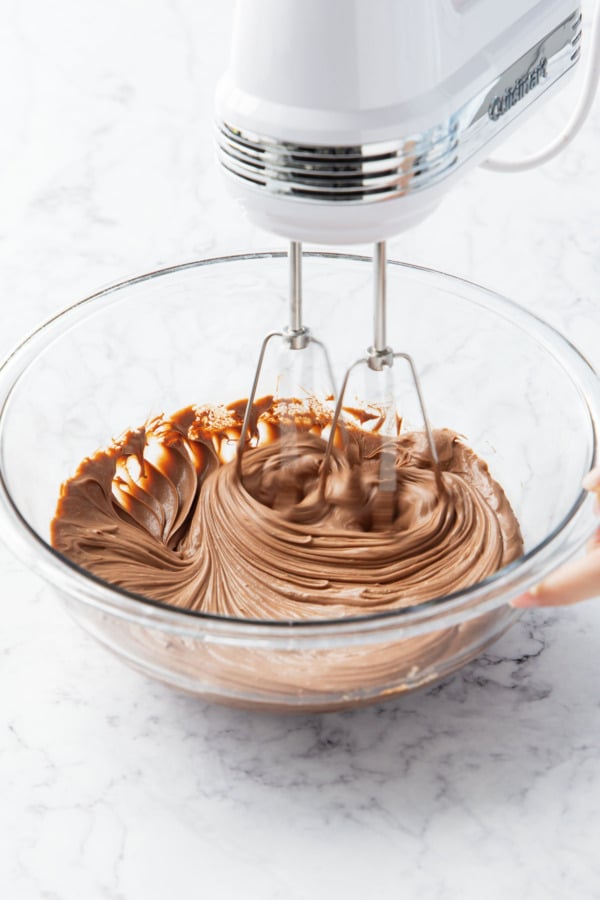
[{"x1": 511, "y1": 467, "x2": 600, "y2": 608}]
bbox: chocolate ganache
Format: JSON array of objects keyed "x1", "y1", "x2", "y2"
[{"x1": 51, "y1": 398, "x2": 523, "y2": 619}]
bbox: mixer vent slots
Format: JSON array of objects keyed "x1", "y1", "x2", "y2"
[{"x1": 571, "y1": 11, "x2": 583, "y2": 61}]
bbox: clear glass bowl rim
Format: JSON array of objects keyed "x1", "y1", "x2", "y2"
[{"x1": 0, "y1": 251, "x2": 598, "y2": 641}]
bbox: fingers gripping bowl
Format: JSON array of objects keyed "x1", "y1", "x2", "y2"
[{"x1": 0, "y1": 253, "x2": 598, "y2": 711}]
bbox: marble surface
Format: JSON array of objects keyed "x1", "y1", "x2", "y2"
[{"x1": 2, "y1": 1, "x2": 600, "y2": 897}]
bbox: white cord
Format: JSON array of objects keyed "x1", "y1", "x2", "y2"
[{"x1": 481, "y1": 3, "x2": 600, "y2": 173}]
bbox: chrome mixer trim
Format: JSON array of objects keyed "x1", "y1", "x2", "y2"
[{"x1": 216, "y1": 8, "x2": 581, "y2": 205}]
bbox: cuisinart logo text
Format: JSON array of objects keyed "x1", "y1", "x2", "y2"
[{"x1": 488, "y1": 57, "x2": 548, "y2": 121}]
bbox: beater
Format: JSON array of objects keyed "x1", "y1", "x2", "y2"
[
  {"x1": 217, "y1": 0, "x2": 600, "y2": 473},
  {"x1": 235, "y1": 240, "x2": 337, "y2": 474}
]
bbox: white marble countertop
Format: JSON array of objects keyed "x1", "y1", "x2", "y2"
[{"x1": 2, "y1": 1, "x2": 600, "y2": 897}]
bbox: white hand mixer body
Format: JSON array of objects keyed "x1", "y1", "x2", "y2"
[{"x1": 215, "y1": 0, "x2": 597, "y2": 475}]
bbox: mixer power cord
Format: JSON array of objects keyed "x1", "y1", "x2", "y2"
[{"x1": 481, "y1": 0, "x2": 600, "y2": 172}]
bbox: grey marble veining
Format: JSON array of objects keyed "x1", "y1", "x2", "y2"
[{"x1": 2, "y1": 0, "x2": 600, "y2": 897}]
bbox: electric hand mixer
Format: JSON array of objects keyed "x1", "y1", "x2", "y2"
[{"x1": 216, "y1": 0, "x2": 600, "y2": 475}]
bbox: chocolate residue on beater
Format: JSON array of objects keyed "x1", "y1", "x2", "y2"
[{"x1": 50, "y1": 399, "x2": 523, "y2": 619}]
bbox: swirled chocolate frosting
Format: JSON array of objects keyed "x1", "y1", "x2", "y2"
[{"x1": 51, "y1": 399, "x2": 523, "y2": 619}]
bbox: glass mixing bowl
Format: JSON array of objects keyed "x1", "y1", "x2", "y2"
[{"x1": 1, "y1": 253, "x2": 599, "y2": 712}]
